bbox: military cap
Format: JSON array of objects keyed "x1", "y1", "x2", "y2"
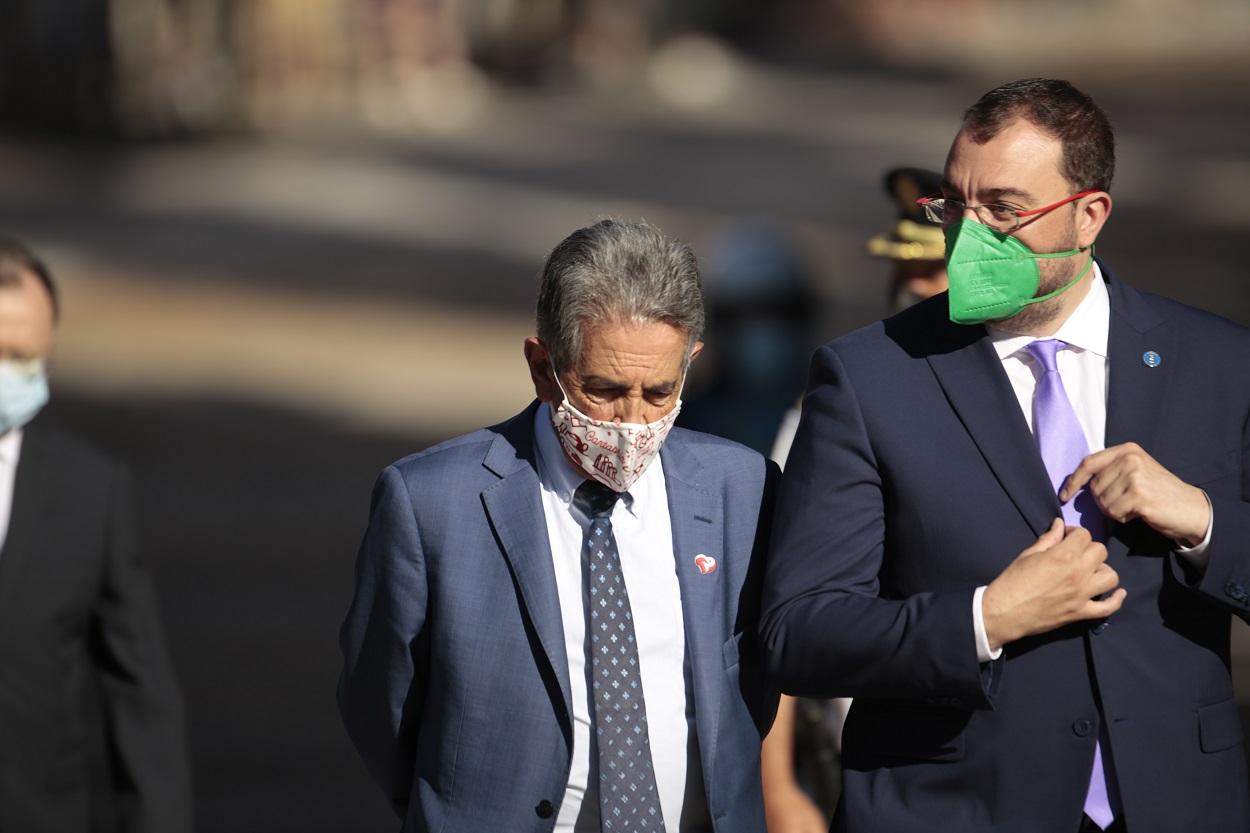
[{"x1": 866, "y1": 167, "x2": 945, "y2": 261}]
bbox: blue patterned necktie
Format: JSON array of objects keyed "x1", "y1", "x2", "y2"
[
  {"x1": 573, "y1": 480, "x2": 666, "y2": 833},
  {"x1": 1025, "y1": 339, "x2": 1118, "y2": 829}
]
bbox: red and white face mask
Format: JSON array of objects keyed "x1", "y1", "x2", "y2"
[{"x1": 549, "y1": 375, "x2": 683, "y2": 493}]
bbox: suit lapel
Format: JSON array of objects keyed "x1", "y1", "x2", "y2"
[
  {"x1": 926, "y1": 322, "x2": 1059, "y2": 537},
  {"x1": 1101, "y1": 269, "x2": 1171, "y2": 555},
  {"x1": 480, "y1": 406, "x2": 573, "y2": 729},
  {"x1": 0, "y1": 428, "x2": 54, "y2": 612},
  {"x1": 660, "y1": 436, "x2": 728, "y2": 792},
  {"x1": 1103, "y1": 270, "x2": 1170, "y2": 453}
]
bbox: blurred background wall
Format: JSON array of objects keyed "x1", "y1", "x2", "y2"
[{"x1": 1, "y1": 2, "x2": 1248, "y2": 830}]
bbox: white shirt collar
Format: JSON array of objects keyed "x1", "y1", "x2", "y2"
[
  {"x1": 533, "y1": 403, "x2": 654, "y2": 518},
  {"x1": 0, "y1": 427, "x2": 22, "y2": 465},
  {"x1": 989, "y1": 261, "x2": 1110, "y2": 361}
]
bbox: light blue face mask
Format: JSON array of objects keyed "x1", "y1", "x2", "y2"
[{"x1": 0, "y1": 359, "x2": 50, "y2": 434}]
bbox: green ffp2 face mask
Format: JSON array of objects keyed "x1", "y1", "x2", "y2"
[{"x1": 944, "y1": 219, "x2": 1092, "y2": 325}]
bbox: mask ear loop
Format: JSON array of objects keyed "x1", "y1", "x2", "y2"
[
  {"x1": 1021, "y1": 244, "x2": 1096, "y2": 308},
  {"x1": 550, "y1": 366, "x2": 596, "y2": 426},
  {"x1": 551, "y1": 366, "x2": 570, "y2": 404}
]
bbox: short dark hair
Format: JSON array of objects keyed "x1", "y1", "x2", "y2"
[
  {"x1": 962, "y1": 78, "x2": 1115, "y2": 193},
  {"x1": 0, "y1": 236, "x2": 59, "y2": 321}
]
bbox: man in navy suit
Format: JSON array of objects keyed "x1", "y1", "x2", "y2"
[
  {"x1": 339, "y1": 219, "x2": 777, "y2": 832},
  {"x1": 761, "y1": 78, "x2": 1250, "y2": 833}
]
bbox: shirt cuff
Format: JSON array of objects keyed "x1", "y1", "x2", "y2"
[
  {"x1": 1175, "y1": 490, "x2": 1214, "y2": 571},
  {"x1": 973, "y1": 585, "x2": 1002, "y2": 663}
]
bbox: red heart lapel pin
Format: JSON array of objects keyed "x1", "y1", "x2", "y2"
[{"x1": 694, "y1": 554, "x2": 717, "y2": 575}]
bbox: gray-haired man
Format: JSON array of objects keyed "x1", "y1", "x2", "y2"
[{"x1": 339, "y1": 219, "x2": 779, "y2": 832}]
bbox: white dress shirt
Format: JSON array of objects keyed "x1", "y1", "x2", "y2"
[
  {"x1": 534, "y1": 404, "x2": 710, "y2": 832},
  {"x1": 972, "y1": 266, "x2": 1212, "y2": 661},
  {"x1": 0, "y1": 428, "x2": 22, "y2": 556}
]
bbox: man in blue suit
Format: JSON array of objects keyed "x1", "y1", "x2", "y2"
[
  {"x1": 761, "y1": 78, "x2": 1250, "y2": 833},
  {"x1": 339, "y1": 219, "x2": 777, "y2": 832}
]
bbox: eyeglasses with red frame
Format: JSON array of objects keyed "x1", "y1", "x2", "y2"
[{"x1": 917, "y1": 190, "x2": 1098, "y2": 233}]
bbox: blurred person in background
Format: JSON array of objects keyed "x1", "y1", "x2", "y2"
[
  {"x1": 771, "y1": 164, "x2": 949, "y2": 466},
  {"x1": 762, "y1": 77, "x2": 1250, "y2": 833},
  {"x1": 0, "y1": 238, "x2": 193, "y2": 833},
  {"x1": 760, "y1": 166, "x2": 948, "y2": 832},
  {"x1": 867, "y1": 167, "x2": 949, "y2": 310},
  {"x1": 678, "y1": 224, "x2": 815, "y2": 456},
  {"x1": 339, "y1": 218, "x2": 779, "y2": 832}
]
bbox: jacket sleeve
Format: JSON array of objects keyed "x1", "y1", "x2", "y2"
[
  {"x1": 1173, "y1": 404, "x2": 1250, "y2": 622},
  {"x1": 337, "y1": 465, "x2": 429, "y2": 816},
  {"x1": 737, "y1": 457, "x2": 782, "y2": 736},
  {"x1": 93, "y1": 464, "x2": 194, "y2": 833},
  {"x1": 759, "y1": 344, "x2": 994, "y2": 710}
]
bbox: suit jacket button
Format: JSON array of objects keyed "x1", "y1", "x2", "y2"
[
  {"x1": 536, "y1": 800, "x2": 555, "y2": 819},
  {"x1": 1073, "y1": 719, "x2": 1093, "y2": 737}
]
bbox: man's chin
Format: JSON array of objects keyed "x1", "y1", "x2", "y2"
[{"x1": 988, "y1": 297, "x2": 1065, "y2": 335}]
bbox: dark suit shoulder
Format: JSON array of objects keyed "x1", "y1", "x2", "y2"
[
  {"x1": 668, "y1": 426, "x2": 759, "y2": 458},
  {"x1": 821, "y1": 292, "x2": 957, "y2": 369},
  {"x1": 386, "y1": 404, "x2": 536, "y2": 484},
  {"x1": 389, "y1": 427, "x2": 498, "y2": 475},
  {"x1": 664, "y1": 428, "x2": 772, "y2": 490},
  {"x1": 21, "y1": 422, "x2": 124, "y2": 485},
  {"x1": 1138, "y1": 289, "x2": 1250, "y2": 344}
]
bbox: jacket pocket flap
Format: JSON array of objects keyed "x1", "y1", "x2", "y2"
[
  {"x1": 1171, "y1": 447, "x2": 1240, "y2": 486},
  {"x1": 722, "y1": 632, "x2": 741, "y2": 669},
  {"x1": 1198, "y1": 698, "x2": 1244, "y2": 753}
]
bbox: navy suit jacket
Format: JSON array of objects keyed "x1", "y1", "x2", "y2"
[
  {"x1": 761, "y1": 268, "x2": 1250, "y2": 833},
  {"x1": 339, "y1": 402, "x2": 778, "y2": 833}
]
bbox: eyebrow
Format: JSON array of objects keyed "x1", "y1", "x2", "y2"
[
  {"x1": 581, "y1": 375, "x2": 679, "y2": 395},
  {"x1": 580, "y1": 375, "x2": 627, "y2": 389},
  {"x1": 644, "y1": 381, "x2": 678, "y2": 396},
  {"x1": 940, "y1": 180, "x2": 1035, "y2": 202}
]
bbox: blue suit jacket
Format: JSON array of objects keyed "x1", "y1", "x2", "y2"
[
  {"x1": 339, "y1": 402, "x2": 778, "y2": 832},
  {"x1": 761, "y1": 267, "x2": 1250, "y2": 833}
]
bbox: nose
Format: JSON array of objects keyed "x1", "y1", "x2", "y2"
[{"x1": 613, "y1": 399, "x2": 652, "y2": 425}]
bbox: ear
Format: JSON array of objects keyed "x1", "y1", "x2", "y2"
[
  {"x1": 687, "y1": 339, "x2": 704, "y2": 365},
  {"x1": 523, "y1": 337, "x2": 560, "y2": 403},
  {"x1": 1076, "y1": 191, "x2": 1112, "y2": 249}
]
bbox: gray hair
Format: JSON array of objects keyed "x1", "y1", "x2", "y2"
[{"x1": 536, "y1": 219, "x2": 704, "y2": 372}]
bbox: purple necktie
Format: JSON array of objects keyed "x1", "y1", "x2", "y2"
[{"x1": 1025, "y1": 339, "x2": 1117, "y2": 829}]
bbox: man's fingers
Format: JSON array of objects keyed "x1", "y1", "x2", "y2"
[
  {"x1": 1091, "y1": 469, "x2": 1146, "y2": 524},
  {"x1": 1041, "y1": 517, "x2": 1066, "y2": 546},
  {"x1": 1060, "y1": 462, "x2": 1100, "y2": 502},
  {"x1": 1087, "y1": 562, "x2": 1119, "y2": 596},
  {"x1": 1021, "y1": 517, "x2": 1065, "y2": 557},
  {"x1": 1055, "y1": 524, "x2": 1094, "y2": 554},
  {"x1": 1060, "y1": 446, "x2": 1128, "y2": 502},
  {"x1": 1080, "y1": 588, "x2": 1127, "y2": 620}
]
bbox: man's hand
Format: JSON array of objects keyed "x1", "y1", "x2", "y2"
[
  {"x1": 764, "y1": 786, "x2": 826, "y2": 833},
  {"x1": 761, "y1": 694, "x2": 828, "y2": 833},
  {"x1": 983, "y1": 519, "x2": 1125, "y2": 651},
  {"x1": 1061, "y1": 442, "x2": 1211, "y2": 546}
]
